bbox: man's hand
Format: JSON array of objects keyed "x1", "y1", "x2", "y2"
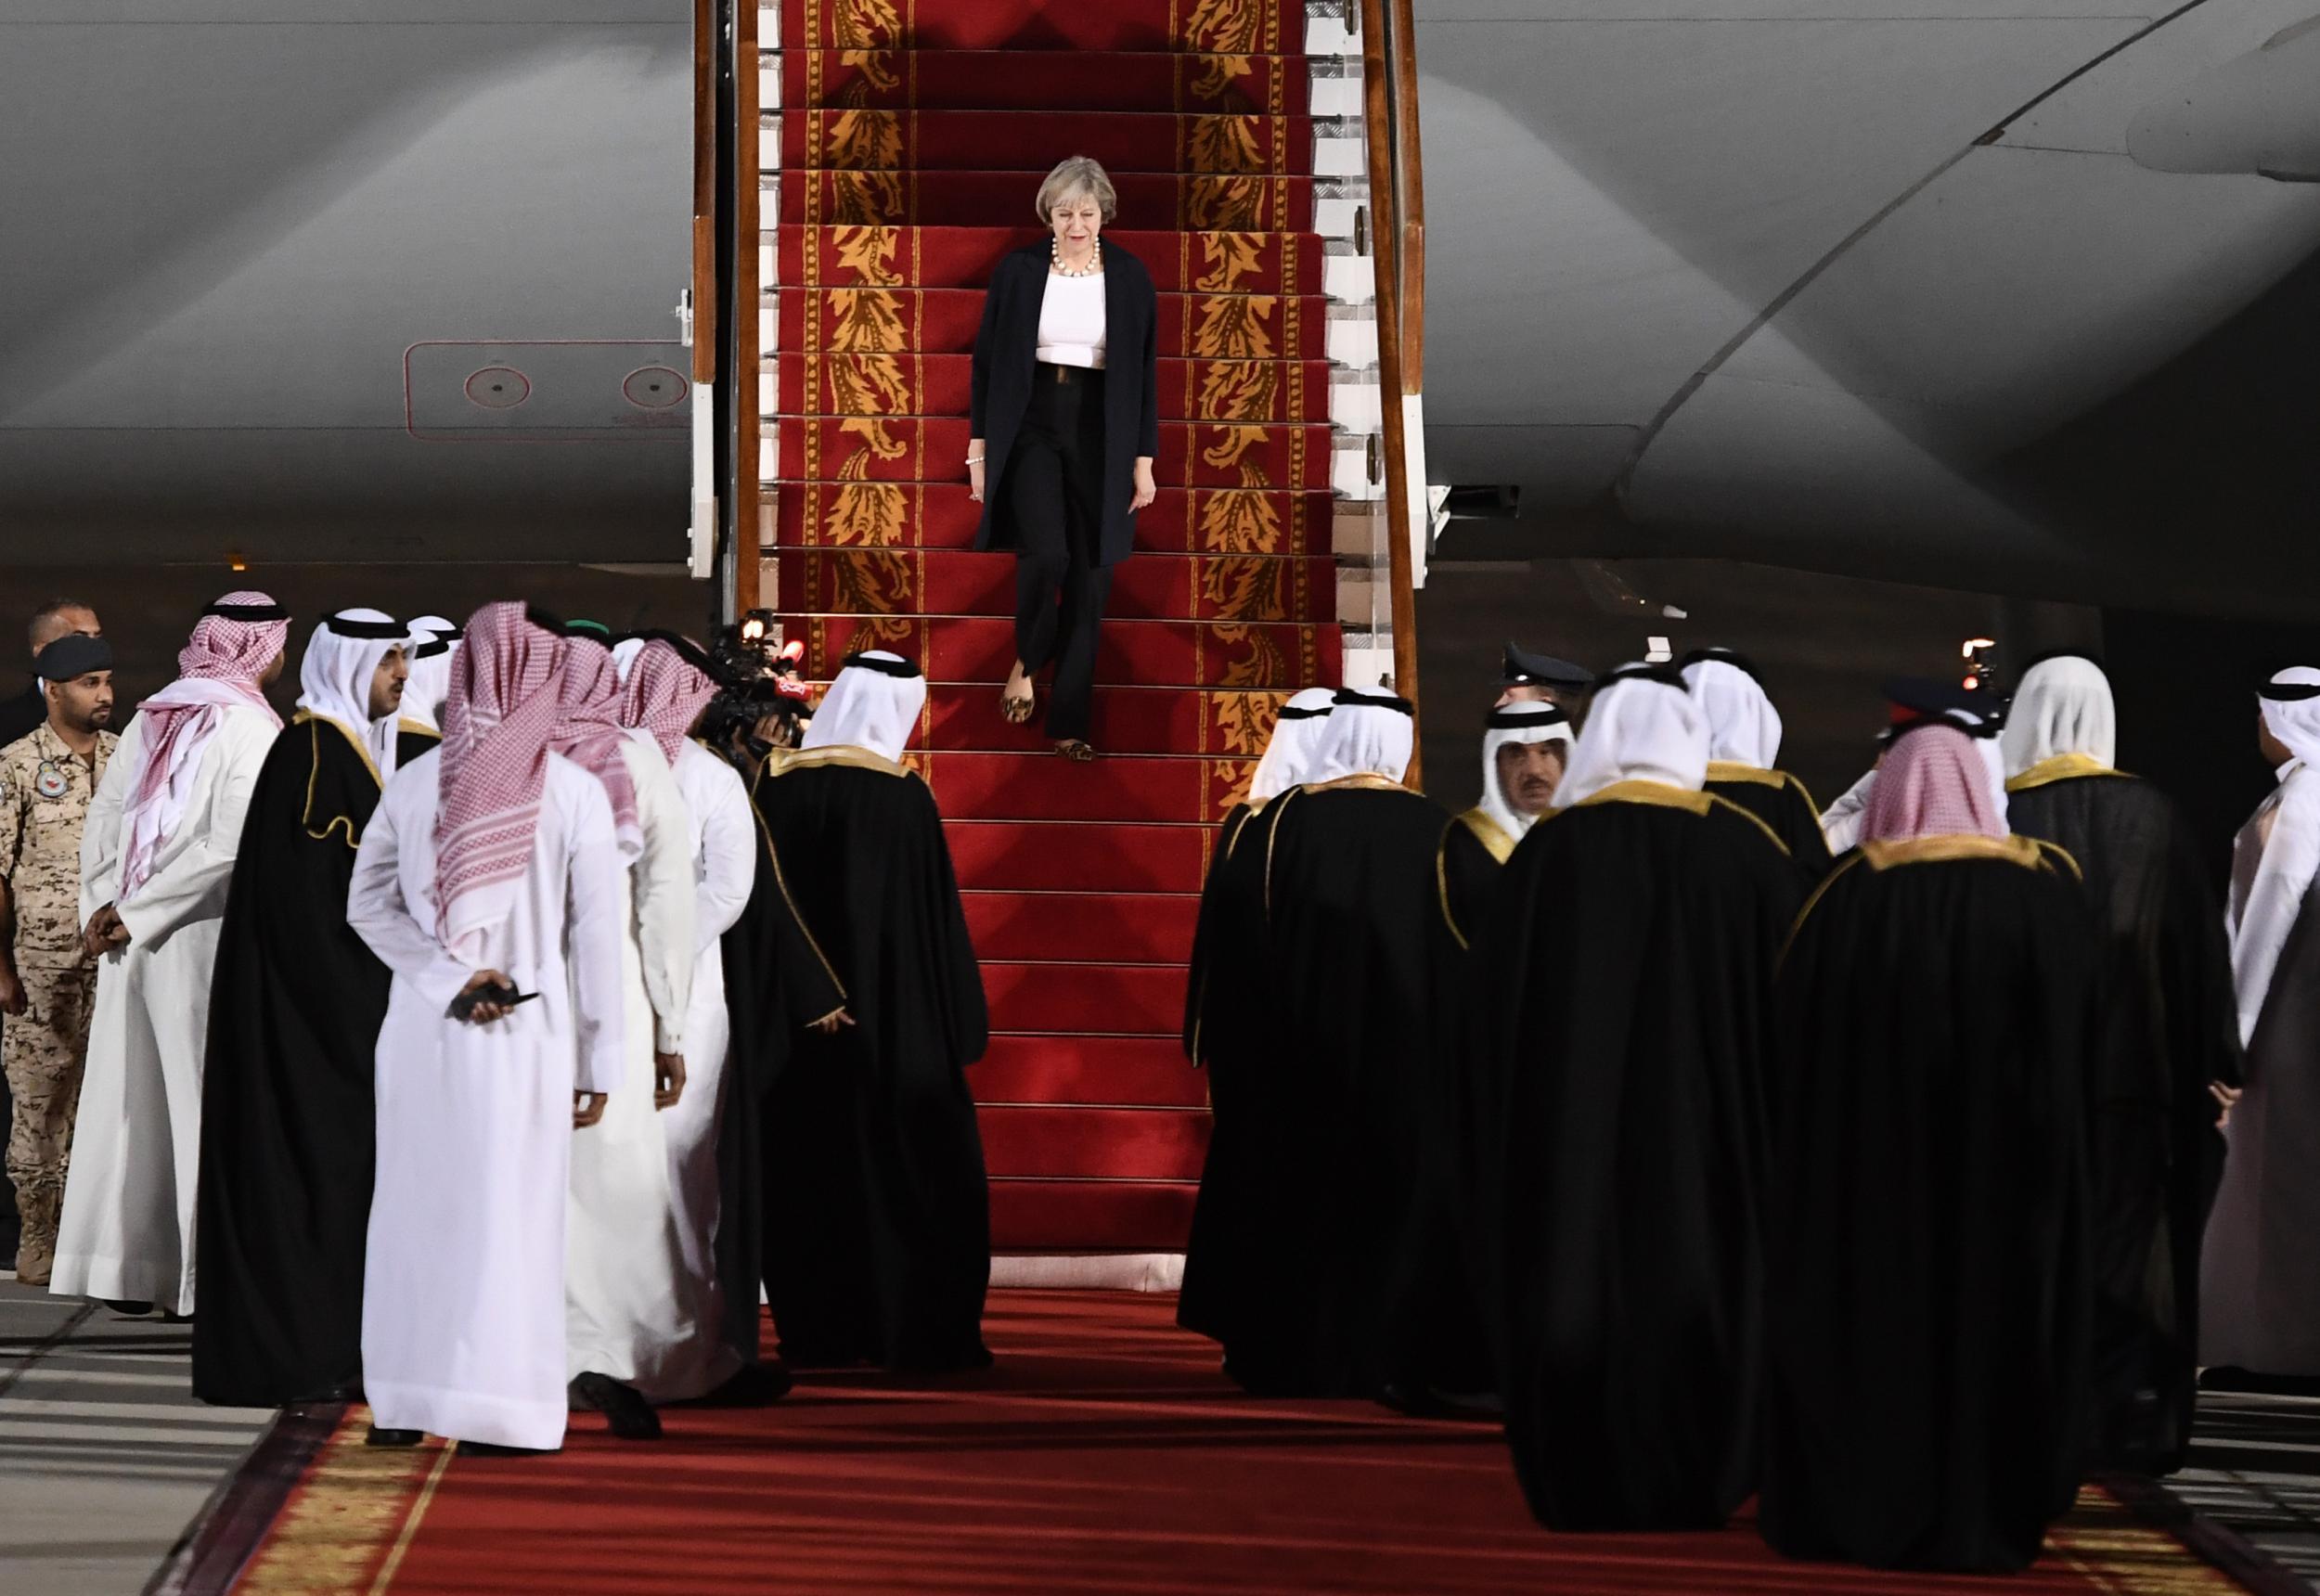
[
  {"x1": 573, "y1": 1091, "x2": 608, "y2": 1129},
  {"x1": 0, "y1": 968, "x2": 24, "y2": 1018},
  {"x1": 807, "y1": 1008, "x2": 856, "y2": 1036},
  {"x1": 1129, "y1": 457, "x2": 1158, "y2": 513},
  {"x1": 456, "y1": 968, "x2": 517, "y2": 1023},
  {"x1": 2211, "y1": 1080, "x2": 2244, "y2": 1128},
  {"x1": 82, "y1": 905, "x2": 128, "y2": 957},
  {"x1": 654, "y1": 1051, "x2": 686, "y2": 1111}
]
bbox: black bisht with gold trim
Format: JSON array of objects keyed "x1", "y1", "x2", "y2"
[
  {"x1": 193, "y1": 714, "x2": 394, "y2": 1405},
  {"x1": 1760, "y1": 835, "x2": 2098, "y2": 1572},
  {"x1": 1476, "y1": 781, "x2": 1798, "y2": 1532},
  {"x1": 738, "y1": 744, "x2": 993, "y2": 1372}
]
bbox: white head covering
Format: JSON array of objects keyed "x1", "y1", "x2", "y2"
[
  {"x1": 401, "y1": 614, "x2": 461, "y2": 738},
  {"x1": 2001, "y1": 653, "x2": 2118, "y2": 777},
  {"x1": 1682, "y1": 652, "x2": 1783, "y2": 768},
  {"x1": 1305, "y1": 688, "x2": 1414, "y2": 784},
  {"x1": 611, "y1": 636, "x2": 647, "y2": 685},
  {"x1": 1478, "y1": 701, "x2": 1574, "y2": 840},
  {"x1": 1248, "y1": 688, "x2": 1336, "y2": 802},
  {"x1": 294, "y1": 608, "x2": 410, "y2": 779},
  {"x1": 801, "y1": 650, "x2": 925, "y2": 763},
  {"x1": 1553, "y1": 666, "x2": 1709, "y2": 808},
  {"x1": 2231, "y1": 667, "x2": 2320, "y2": 1044}
]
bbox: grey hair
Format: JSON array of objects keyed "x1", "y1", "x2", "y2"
[{"x1": 1035, "y1": 156, "x2": 1117, "y2": 225}]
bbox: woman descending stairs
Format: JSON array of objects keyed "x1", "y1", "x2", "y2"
[{"x1": 767, "y1": 0, "x2": 1347, "y2": 1254}]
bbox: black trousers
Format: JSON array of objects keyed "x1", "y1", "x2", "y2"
[{"x1": 1002, "y1": 364, "x2": 1114, "y2": 742}]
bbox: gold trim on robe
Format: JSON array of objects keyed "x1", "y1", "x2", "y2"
[
  {"x1": 1453, "y1": 807, "x2": 1517, "y2": 865},
  {"x1": 2004, "y1": 753, "x2": 2130, "y2": 792}
]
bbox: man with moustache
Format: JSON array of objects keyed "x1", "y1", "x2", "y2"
[{"x1": 0, "y1": 635, "x2": 119, "y2": 1285}]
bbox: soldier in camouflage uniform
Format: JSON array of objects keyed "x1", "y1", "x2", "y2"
[{"x1": 0, "y1": 635, "x2": 117, "y2": 1285}]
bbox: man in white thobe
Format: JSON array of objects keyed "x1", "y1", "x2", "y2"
[
  {"x1": 52, "y1": 593, "x2": 289, "y2": 1315},
  {"x1": 553, "y1": 632, "x2": 703, "y2": 1434},
  {"x1": 620, "y1": 636, "x2": 763, "y2": 1385},
  {"x1": 351, "y1": 602, "x2": 625, "y2": 1455}
]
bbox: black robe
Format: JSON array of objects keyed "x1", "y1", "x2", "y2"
[
  {"x1": 394, "y1": 724, "x2": 440, "y2": 771},
  {"x1": 1761, "y1": 838, "x2": 2096, "y2": 1573},
  {"x1": 1379, "y1": 816, "x2": 1503, "y2": 1401},
  {"x1": 1182, "y1": 779, "x2": 1450, "y2": 1397},
  {"x1": 192, "y1": 717, "x2": 391, "y2": 1406},
  {"x1": 1178, "y1": 801, "x2": 1271, "y2": 1350},
  {"x1": 743, "y1": 748, "x2": 991, "y2": 1371},
  {"x1": 2008, "y1": 765, "x2": 2240, "y2": 1474},
  {"x1": 710, "y1": 749, "x2": 844, "y2": 1371},
  {"x1": 1477, "y1": 787, "x2": 1798, "y2": 1531},
  {"x1": 1707, "y1": 764, "x2": 1834, "y2": 880}
]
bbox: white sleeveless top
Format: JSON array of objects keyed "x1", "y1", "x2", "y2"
[{"x1": 1035, "y1": 272, "x2": 1107, "y2": 369}]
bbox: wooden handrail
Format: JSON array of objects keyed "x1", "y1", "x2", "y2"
[
  {"x1": 690, "y1": 0, "x2": 717, "y2": 387},
  {"x1": 1390, "y1": 0, "x2": 1425, "y2": 392},
  {"x1": 1359, "y1": 0, "x2": 1421, "y2": 777},
  {"x1": 732, "y1": 0, "x2": 763, "y2": 616}
]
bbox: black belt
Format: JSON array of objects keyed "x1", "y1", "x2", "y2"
[{"x1": 1038, "y1": 361, "x2": 1103, "y2": 384}]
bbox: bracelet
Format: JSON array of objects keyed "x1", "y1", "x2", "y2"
[{"x1": 965, "y1": 454, "x2": 985, "y2": 465}]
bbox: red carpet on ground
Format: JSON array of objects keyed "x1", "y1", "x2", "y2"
[
  {"x1": 225, "y1": 1292, "x2": 2251, "y2": 1594},
  {"x1": 769, "y1": 0, "x2": 1345, "y2": 1251}
]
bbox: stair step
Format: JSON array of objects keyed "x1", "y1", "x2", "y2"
[
  {"x1": 771, "y1": 418, "x2": 1334, "y2": 490},
  {"x1": 973, "y1": 1034, "x2": 1206, "y2": 1109},
  {"x1": 768, "y1": 354, "x2": 1339, "y2": 425},
  {"x1": 781, "y1": 109, "x2": 1315, "y2": 178},
  {"x1": 983, "y1": 961, "x2": 1187, "y2": 1036},
  {"x1": 963, "y1": 891, "x2": 1203, "y2": 964},
  {"x1": 946, "y1": 819, "x2": 1208, "y2": 895},
  {"x1": 986, "y1": 1178, "x2": 1197, "y2": 1254},
  {"x1": 977, "y1": 1103, "x2": 1208, "y2": 1179},
  {"x1": 774, "y1": 170, "x2": 1314, "y2": 232},
  {"x1": 790, "y1": 614, "x2": 1340, "y2": 689},
  {"x1": 777, "y1": 51, "x2": 1312, "y2": 115},
  {"x1": 773, "y1": 0, "x2": 1308, "y2": 56},
  {"x1": 771, "y1": 484, "x2": 1340, "y2": 557},
  {"x1": 924, "y1": 753, "x2": 1203, "y2": 825},
  {"x1": 780, "y1": 548, "x2": 1334, "y2": 625},
  {"x1": 930, "y1": 686, "x2": 1284, "y2": 757},
  {"x1": 775, "y1": 227, "x2": 1332, "y2": 295},
  {"x1": 771, "y1": 287, "x2": 1333, "y2": 363}
]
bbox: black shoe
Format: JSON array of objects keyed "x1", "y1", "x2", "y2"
[
  {"x1": 102, "y1": 1299, "x2": 154, "y2": 1317},
  {"x1": 704, "y1": 1360, "x2": 793, "y2": 1407},
  {"x1": 365, "y1": 1425, "x2": 425, "y2": 1448},
  {"x1": 455, "y1": 1439, "x2": 560, "y2": 1458},
  {"x1": 570, "y1": 1371, "x2": 663, "y2": 1439}
]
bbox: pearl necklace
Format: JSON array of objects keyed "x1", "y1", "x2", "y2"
[{"x1": 1050, "y1": 238, "x2": 1102, "y2": 278}]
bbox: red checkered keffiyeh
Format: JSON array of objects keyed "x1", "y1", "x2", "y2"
[
  {"x1": 119, "y1": 590, "x2": 290, "y2": 903},
  {"x1": 551, "y1": 637, "x2": 641, "y2": 852},
  {"x1": 432, "y1": 603, "x2": 565, "y2": 963},
  {"x1": 616, "y1": 638, "x2": 718, "y2": 766},
  {"x1": 1859, "y1": 723, "x2": 2008, "y2": 844}
]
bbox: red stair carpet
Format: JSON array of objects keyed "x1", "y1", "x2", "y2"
[
  {"x1": 768, "y1": 0, "x2": 1342, "y2": 1251},
  {"x1": 219, "y1": 1293, "x2": 2255, "y2": 1595}
]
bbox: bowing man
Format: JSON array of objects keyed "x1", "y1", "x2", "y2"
[
  {"x1": 54, "y1": 593, "x2": 290, "y2": 1317},
  {"x1": 1683, "y1": 648, "x2": 1832, "y2": 878},
  {"x1": 1763, "y1": 723, "x2": 2097, "y2": 1573},
  {"x1": 396, "y1": 615, "x2": 459, "y2": 766},
  {"x1": 2003, "y1": 652, "x2": 2238, "y2": 1472},
  {"x1": 551, "y1": 629, "x2": 704, "y2": 1434},
  {"x1": 615, "y1": 634, "x2": 776, "y2": 1396},
  {"x1": 1187, "y1": 688, "x2": 1449, "y2": 1398},
  {"x1": 743, "y1": 651, "x2": 990, "y2": 1371},
  {"x1": 349, "y1": 602, "x2": 624, "y2": 1456},
  {"x1": 1179, "y1": 688, "x2": 1334, "y2": 1354},
  {"x1": 1478, "y1": 665, "x2": 1798, "y2": 1532},
  {"x1": 2204, "y1": 667, "x2": 2320, "y2": 1381},
  {"x1": 194, "y1": 609, "x2": 412, "y2": 1405}
]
